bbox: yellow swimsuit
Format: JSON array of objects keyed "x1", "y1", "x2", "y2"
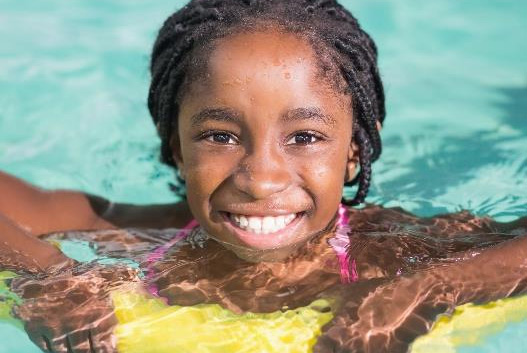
[{"x1": 112, "y1": 289, "x2": 333, "y2": 353}]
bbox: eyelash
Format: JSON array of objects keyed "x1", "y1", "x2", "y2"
[
  {"x1": 200, "y1": 131, "x2": 238, "y2": 145},
  {"x1": 197, "y1": 130, "x2": 325, "y2": 146},
  {"x1": 285, "y1": 131, "x2": 325, "y2": 145}
]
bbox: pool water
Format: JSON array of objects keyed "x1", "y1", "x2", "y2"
[{"x1": 0, "y1": 0, "x2": 526, "y2": 352}]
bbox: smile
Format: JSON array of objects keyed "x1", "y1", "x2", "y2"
[
  {"x1": 219, "y1": 210, "x2": 306, "y2": 250},
  {"x1": 228, "y1": 213, "x2": 297, "y2": 234}
]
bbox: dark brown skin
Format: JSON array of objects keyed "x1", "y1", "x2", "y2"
[
  {"x1": 10, "y1": 206, "x2": 525, "y2": 353},
  {"x1": 1, "y1": 29, "x2": 526, "y2": 353},
  {"x1": 173, "y1": 30, "x2": 357, "y2": 262},
  {"x1": 12, "y1": 265, "x2": 138, "y2": 353},
  {"x1": 0, "y1": 170, "x2": 193, "y2": 271}
]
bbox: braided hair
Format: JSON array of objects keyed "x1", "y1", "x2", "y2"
[{"x1": 148, "y1": 0, "x2": 385, "y2": 206}]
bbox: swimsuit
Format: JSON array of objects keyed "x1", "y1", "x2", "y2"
[
  {"x1": 145, "y1": 219, "x2": 199, "y2": 297},
  {"x1": 331, "y1": 203, "x2": 359, "y2": 283}
]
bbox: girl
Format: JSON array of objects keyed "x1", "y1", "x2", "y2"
[{"x1": 1, "y1": 0, "x2": 526, "y2": 352}]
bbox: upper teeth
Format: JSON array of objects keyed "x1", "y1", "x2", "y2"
[{"x1": 230, "y1": 213, "x2": 297, "y2": 234}]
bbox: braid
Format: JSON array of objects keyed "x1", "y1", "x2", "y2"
[
  {"x1": 342, "y1": 125, "x2": 373, "y2": 206},
  {"x1": 148, "y1": 0, "x2": 386, "y2": 205}
]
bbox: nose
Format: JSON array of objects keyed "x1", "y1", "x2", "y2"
[{"x1": 232, "y1": 144, "x2": 292, "y2": 200}]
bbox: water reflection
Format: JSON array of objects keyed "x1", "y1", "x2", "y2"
[
  {"x1": 3, "y1": 205, "x2": 525, "y2": 352},
  {"x1": 367, "y1": 84, "x2": 527, "y2": 220}
]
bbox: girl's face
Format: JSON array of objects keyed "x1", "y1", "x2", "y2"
[{"x1": 173, "y1": 30, "x2": 355, "y2": 262}]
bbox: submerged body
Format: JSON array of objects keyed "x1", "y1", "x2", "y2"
[{"x1": 4, "y1": 202, "x2": 526, "y2": 352}]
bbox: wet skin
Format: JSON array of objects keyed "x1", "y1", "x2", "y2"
[
  {"x1": 172, "y1": 29, "x2": 356, "y2": 262},
  {"x1": 12, "y1": 206, "x2": 526, "y2": 353}
]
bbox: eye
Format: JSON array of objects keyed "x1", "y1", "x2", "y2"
[
  {"x1": 286, "y1": 131, "x2": 323, "y2": 145},
  {"x1": 202, "y1": 131, "x2": 238, "y2": 145}
]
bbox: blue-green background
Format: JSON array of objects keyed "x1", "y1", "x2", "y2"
[{"x1": 0, "y1": 1, "x2": 526, "y2": 352}]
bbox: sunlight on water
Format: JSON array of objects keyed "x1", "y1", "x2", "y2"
[
  {"x1": 0, "y1": 0, "x2": 525, "y2": 220},
  {"x1": 0, "y1": 1, "x2": 526, "y2": 352}
]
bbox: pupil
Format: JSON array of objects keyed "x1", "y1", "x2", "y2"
[
  {"x1": 295, "y1": 134, "x2": 310, "y2": 144},
  {"x1": 214, "y1": 134, "x2": 230, "y2": 143}
]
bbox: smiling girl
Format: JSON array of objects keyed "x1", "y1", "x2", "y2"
[{"x1": 1, "y1": 1, "x2": 526, "y2": 353}]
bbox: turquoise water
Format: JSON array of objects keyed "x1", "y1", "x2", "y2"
[{"x1": 0, "y1": 0, "x2": 526, "y2": 352}]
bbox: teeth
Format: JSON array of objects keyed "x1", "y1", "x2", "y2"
[
  {"x1": 262, "y1": 217, "x2": 274, "y2": 234},
  {"x1": 240, "y1": 215, "x2": 248, "y2": 228},
  {"x1": 248, "y1": 217, "x2": 262, "y2": 232},
  {"x1": 229, "y1": 213, "x2": 298, "y2": 234}
]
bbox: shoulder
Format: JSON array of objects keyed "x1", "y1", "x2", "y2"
[
  {"x1": 345, "y1": 204, "x2": 419, "y2": 231},
  {"x1": 345, "y1": 204, "x2": 499, "y2": 235}
]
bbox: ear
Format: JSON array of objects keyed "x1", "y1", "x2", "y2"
[
  {"x1": 170, "y1": 133, "x2": 186, "y2": 181},
  {"x1": 344, "y1": 140, "x2": 359, "y2": 183}
]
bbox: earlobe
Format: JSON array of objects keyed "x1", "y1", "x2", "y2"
[
  {"x1": 170, "y1": 134, "x2": 185, "y2": 180},
  {"x1": 344, "y1": 141, "x2": 359, "y2": 183}
]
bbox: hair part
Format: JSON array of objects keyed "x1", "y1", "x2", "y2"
[{"x1": 149, "y1": 0, "x2": 385, "y2": 206}]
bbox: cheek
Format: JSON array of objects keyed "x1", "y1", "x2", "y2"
[
  {"x1": 184, "y1": 164, "x2": 227, "y2": 231},
  {"x1": 295, "y1": 147, "x2": 347, "y2": 216},
  {"x1": 182, "y1": 146, "x2": 238, "y2": 203}
]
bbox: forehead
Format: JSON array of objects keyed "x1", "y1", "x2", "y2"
[
  {"x1": 182, "y1": 29, "x2": 350, "y2": 112},
  {"x1": 209, "y1": 30, "x2": 315, "y2": 79}
]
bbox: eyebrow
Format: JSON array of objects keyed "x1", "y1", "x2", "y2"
[
  {"x1": 190, "y1": 107, "x2": 242, "y2": 127},
  {"x1": 190, "y1": 106, "x2": 336, "y2": 127},
  {"x1": 281, "y1": 107, "x2": 336, "y2": 126}
]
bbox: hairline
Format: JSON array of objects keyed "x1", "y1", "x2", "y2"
[{"x1": 175, "y1": 19, "x2": 353, "y2": 113}]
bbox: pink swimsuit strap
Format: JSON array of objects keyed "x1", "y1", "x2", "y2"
[
  {"x1": 145, "y1": 219, "x2": 199, "y2": 298},
  {"x1": 145, "y1": 204, "x2": 358, "y2": 297},
  {"x1": 332, "y1": 203, "x2": 359, "y2": 283}
]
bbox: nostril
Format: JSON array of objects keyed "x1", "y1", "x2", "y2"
[
  {"x1": 235, "y1": 178, "x2": 291, "y2": 200},
  {"x1": 231, "y1": 163, "x2": 292, "y2": 200}
]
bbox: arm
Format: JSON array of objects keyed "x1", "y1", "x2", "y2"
[
  {"x1": 0, "y1": 213, "x2": 73, "y2": 274},
  {"x1": 0, "y1": 171, "x2": 114, "y2": 236},
  {"x1": 0, "y1": 170, "x2": 193, "y2": 236},
  {"x1": 1, "y1": 171, "x2": 191, "y2": 273},
  {"x1": 354, "y1": 204, "x2": 526, "y2": 238},
  {"x1": 12, "y1": 264, "x2": 139, "y2": 353},
  {"x1": 315, "y1": 235, "x2": 527, "y2": 353},
  {"x1": 436, "y1": 235, "x2": 527, "y2": 303},
  {"x1": 0, "y1": 171, "x2": 115, "y2": 272}
]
